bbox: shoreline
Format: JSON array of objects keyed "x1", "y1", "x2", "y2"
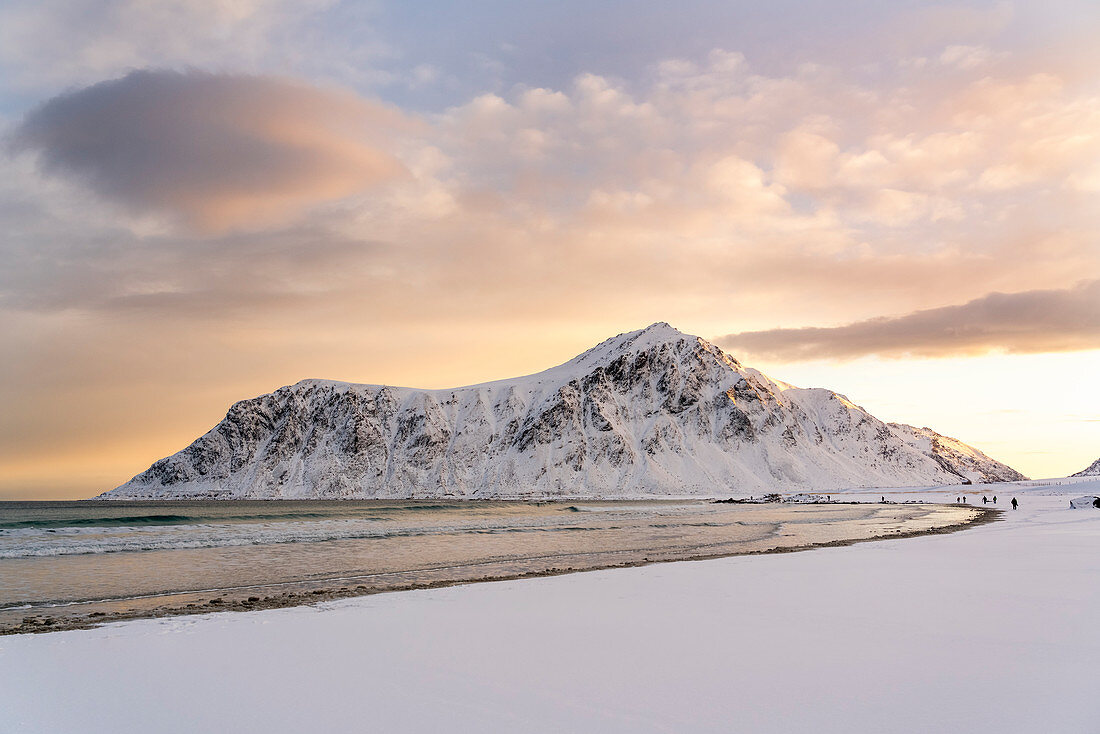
[
  {"x1": 6, "y1": 490, "x2": 1095, "y2": 733},
  {"x1": 4, "y1": 503, "x2": 998, "y2": 636}
]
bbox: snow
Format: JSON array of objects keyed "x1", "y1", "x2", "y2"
[
  {"x1": 1069, "y1": 495, "x2": 1099, "y2": 509},
  {"x1": 100, "y1": 323, "x2": 1023, "y2": 500},
  {"x1": 4, "y1": 479, "x2": 1099, "y2": 733},
  {"x1": 780, "y1": 492, "x2": 829, "y2": 503},
  {"x1": 1071, "y1": 456, "x2": 1100, "y2": 476}
]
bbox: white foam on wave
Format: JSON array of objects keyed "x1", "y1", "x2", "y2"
[{"x1": 0, "y1": 504, "x2": 712, "y2": 559}]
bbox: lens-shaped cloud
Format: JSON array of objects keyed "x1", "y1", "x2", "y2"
[
  {"x1": 716, "y1": 280, "x2": 1100, "y2": 361},
  {"x1": 11, "y1": 69, "x2": 410, "y2": 232}
]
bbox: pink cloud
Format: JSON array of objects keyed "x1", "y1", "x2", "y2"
[{"x1": 13, "y1": 70, "x2": 411, "y2": 232}]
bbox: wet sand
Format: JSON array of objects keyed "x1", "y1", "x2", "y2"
[{"x1": 3, "y1": 501, "x2": 996, "y2": 635}]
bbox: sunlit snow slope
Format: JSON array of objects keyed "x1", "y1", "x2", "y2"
[
  {"x1": 100, "y1": 323, "x2": 1024, "y2": 499},
  {"x1": 1072, "y1": 457, "x2": 1100, "y2": 477}
]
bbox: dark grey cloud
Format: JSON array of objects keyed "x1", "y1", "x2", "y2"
[
  {"x1": 10, "y1": 69, "x2": 408, "y2": 232},
  {"x1": 716, "y1": 280, "x2": 1100, "y2": 361}
]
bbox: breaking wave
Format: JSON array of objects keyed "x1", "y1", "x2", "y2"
[
  {"x1": 0, "y1": 515, "x2": 640, "y2": 559},
  {"x1": 0, "y1": 501, "x2": 724, "y2": 559}
]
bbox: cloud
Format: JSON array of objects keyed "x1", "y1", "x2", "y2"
[
  {"x1": 939, "y1": 45, "x2": 997, "y2": 70},
  {"x1": 4, "y1": 17, "x2": 1100, "y2": 494},
  {"x1": 0, "y1": 0, "x2": 364, "y2": 91},
  {"x1": 10, "y1": 69, "x2": 410, "y2": 232},
  {"x1": 715, "y1": 281, "x2": 1100, "y2": 361},
  {"x1": 5, "y1": 48, "x2": 1098, "y2": 331}
]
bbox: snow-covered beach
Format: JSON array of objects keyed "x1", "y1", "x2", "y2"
[{"x1": 2, "y1": 479, "x2": 1098, "y2": 733}]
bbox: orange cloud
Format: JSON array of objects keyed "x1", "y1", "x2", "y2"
[{"x1": 12, "y1": 70, "x2": 411, "y2": 232}]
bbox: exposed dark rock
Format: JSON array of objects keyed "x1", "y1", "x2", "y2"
[{"x1": 100, "y1": 323, "x2": 1026, "y2": 500}]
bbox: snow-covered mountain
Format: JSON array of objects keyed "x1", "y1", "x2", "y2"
[
  {"x1": 1071, "y1": 458, "x2": 1100, "y2": 477},
  {"x1": 99, "y1": 323, "x2": 1025, "y2": 500}
]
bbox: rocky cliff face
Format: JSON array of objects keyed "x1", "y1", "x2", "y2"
[{"x1": 100, "y1": 323, "x2": 1026, "y2": 499}]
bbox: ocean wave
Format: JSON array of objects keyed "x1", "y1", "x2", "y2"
[
  {"x1": 0, "y1": 502, "x2": 716, "y2": 559},
  {"x1": 0, "y1": 515, "x2": 630, "y2": 559},
  {"x1": 0, "y1": 511, "x2": 354, "y2": 530}
]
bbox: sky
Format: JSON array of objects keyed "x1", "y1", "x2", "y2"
[{"x1": 1, "y1": 0, "x2": 1098, "y2": 499}]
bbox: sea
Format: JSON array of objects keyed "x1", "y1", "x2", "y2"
[{"x1": 0, "y1": 499, "x2": 978, "y2": 632}]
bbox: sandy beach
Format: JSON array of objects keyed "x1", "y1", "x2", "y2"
[
  {"x1": 2, "y1": 478, "x2": 1098, "y2": 733},
  {"x1": 1, "y1": 500, "x2": 982, "y2": 634}
]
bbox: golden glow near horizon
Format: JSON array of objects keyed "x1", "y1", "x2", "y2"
[
  {"x1": 0, "y1": 2, "x2": 1097, "y2": 498},
  {"x1": 4, "y1": 328, "x2": 1097, "y2": 500}
]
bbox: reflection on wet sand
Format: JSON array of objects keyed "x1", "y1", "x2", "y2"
[{"x1": 0, "y1": 500, "x2": 992, "y2": 634}]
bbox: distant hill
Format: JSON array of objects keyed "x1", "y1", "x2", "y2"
[{"x1": 1071, "y1": 458, "x2": 1100, "y2": 477}]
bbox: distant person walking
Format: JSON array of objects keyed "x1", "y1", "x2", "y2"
[
  {"x1": 1011, "y1": 497, "x2": 1018, "y2": 510},
  {"x1": 956, "y1": 496, "x2": 961, "y2": 503},
  {"x1": 962, "y1": 496, "x2": 966, "y2": 503},
  {"x1": 982, "y1": 496, "x2": 988, "y2": 504},
  {"x1": 993, "y1": 496, "x2": 997, "y2": 504}
]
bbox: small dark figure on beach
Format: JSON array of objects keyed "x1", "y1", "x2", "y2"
[
  {"x1": 982, "y1": 496, "x2": 988, "y2": 504},
  {"x1": 1011, "y1": 498, "x2": 1018, "y2": 510},
  {"x1": 993, "y1": 496, "x2": 997, "y2": 504},
  {"x1": 881, "y1": 496, "x2": 885, "y2": 503},
  {"x1": 962, "y1": 496, "x2": 966, "y2": 503},
  {"x1": 956, "y1": 496, "x2": 961, "y2": 503}
]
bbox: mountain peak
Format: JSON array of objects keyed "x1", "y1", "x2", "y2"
[
  {"x1": 640, "y1": 321, "x2": 678, "y2": 334},
  {"x1": 562, "y1": 322, "x2": 698, "y2": 372},
  {"x1": 621, "y1": 321, "x2": 693, "y2": 349},
  {"x1": 1072, "y1": 457, "x2": 1100, "y2": 477},
  {"x1": 101, "y1": 323, "x2": 1026, "y2": 500}
]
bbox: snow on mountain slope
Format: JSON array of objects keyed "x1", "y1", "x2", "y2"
[
  {"x1": 99, "y1": 323, "x2": 1025, "y2": 500},
  {"x1": 885, "y1": 424, "x2": 1022, "y2": 484},
  {"x1": 1071, "y1": 458, "x2": 1100, "y2": 477}
]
